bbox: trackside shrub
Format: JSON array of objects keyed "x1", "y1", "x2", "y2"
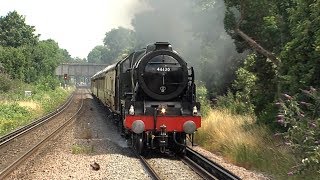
[
  {"x1": 197, "y1": 85, "x2": 210, "y2": 117},
  {"x1": 0, "y1": 73, "x2": 11, "y2": 92},
  {"x1": 0, "y1": 78, "x2": 72, "y2": 136},
  {"x1": 216, "y1": 91, "x2": 255, "y2": 115},
  {"x1": 35, "y1": 76, "x2": 60, "y2": 91},
  {"x1": 195, "y1": 109, "x2": 298, "y2": 179},
  {"x1": 0, "y1": 103, "x2": 32, "y2": 135},
  {"x1": 276, "y1": 87, "x2": 319, "y2": 175}
]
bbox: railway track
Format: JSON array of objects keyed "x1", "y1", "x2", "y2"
[
  {"x1": 0, "y1": 89, "x2": 84, "y2": 179},
  {"x1": 183, "y1": 147, "x2": 240, "y2": 180},
  {"x1": 136, "y1": 147, "x2": 240, "y2": 180},
  {"x1": 137, "y1": 154, "x2": 161, "y2": 180}
]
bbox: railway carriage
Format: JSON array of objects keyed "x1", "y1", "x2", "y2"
[{"x1": 91, "y1": 42, "x2": 201, "y2": 154}]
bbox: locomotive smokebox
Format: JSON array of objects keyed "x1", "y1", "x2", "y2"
[{"x1": 136, "y1": 42, "x2": 189, "y2": 101}]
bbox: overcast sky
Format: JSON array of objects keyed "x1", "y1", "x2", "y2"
[{"x1": 0, "y1": 0, "x2": 148, "y2": 58}]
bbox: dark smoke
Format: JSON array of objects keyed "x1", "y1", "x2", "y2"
[{"x1": 131, "y1": 0, "x2": 239, "y2": 94}]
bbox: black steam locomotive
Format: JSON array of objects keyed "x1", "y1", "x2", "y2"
[{"x1": 91, "y1": 42, "x2": 201, "y2": 154}]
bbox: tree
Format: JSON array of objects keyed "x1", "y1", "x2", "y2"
[
  {"x1": 72, "y1": 57, "x2": 87, "y2": 63},
  {"x1": 220, "y1": 0, "x2": 293, "y2": 124},
  {"x1": 0, "y1": 46, "x2": 28, "y2": 80},
  {"x1": 0, "y1": 11, "x2": 39, "y2": 47},
  {"x1": 280, "y1": 0, "x2": 320, "y2": 93},
  {"x1": 0, "y1": 11, "x2": 70, "y2": 84},
  {"x1": 30, "y1": 39, "x2": 63, "y2": 80},
  {"x1": 103, "y1": 27, "x2": 136, "y2": 61},
  {"x1": 87, "y1": 45, "x2": 112, "y2": 64},
  {"x1": 60, "y1": 49, "x2": 72, "y2": 62}
]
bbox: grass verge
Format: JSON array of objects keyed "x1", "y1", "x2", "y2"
[
  {"x1": 195, "y1": 109, "x2": 317, "y2": 179},
  {"x1": 0, "y1": 81, "x2": 73, "y2": 136}
]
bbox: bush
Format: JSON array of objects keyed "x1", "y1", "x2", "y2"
[
  {"x1": 195, "y1": 109, "x2": 298, "y2": 179},
  {"x1": 0, "y1": 103, "x2": 32, "y2": 135},
  {"x1": 217, "y1": 91, "x2": 255, "y2": 115},
  {"x1": 276, "y1": 87, "x2": 320, "y2": 175},
  {"x1": 0, "y1": 79, "x2": 72, "y2": 135},
  {"x1": 31, "y1": 87, "x2": 69, "y2": 113},
  {"x1": 0, "y1": 73, "x2": 12, "y2": 92},
  {"x1": 197, "y1": 85, "x2": 211, "y2": 117},
  {"x1": 35, "y1": 76, "x2": 59, "y2": 91}
]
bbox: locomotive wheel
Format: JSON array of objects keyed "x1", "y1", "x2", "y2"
[
  {"x1": 173, "y1": 133, "x2": 186, "y2": 156},
  {"x1": 133, "y1": 133, "x2": 144, "y2": 155},
  {"x1": 178, "y1": 138, "x2": 186, "y2": 156}
]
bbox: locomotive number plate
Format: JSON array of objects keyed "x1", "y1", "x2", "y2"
[{"x1": 156, "y1": 67, "x2": 171, "y2": 72}]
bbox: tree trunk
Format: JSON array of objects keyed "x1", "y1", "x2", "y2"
[{"x1": 235, "y1": 28, "x2": 280, "y2": 66}]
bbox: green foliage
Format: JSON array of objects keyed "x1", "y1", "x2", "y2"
[
  {"x1": 0, "y1": 80, "x2": 71, "y2": 135},
  {"x1": 0, "y1": 73, "x2": 12, "y2": 92},
  {"x1": 0, "y1": 11, "x2": 39, "y2": 47},
  {"x1": 276, "y1": 87, "x2": 320, "y2": 175},
  {"x1": 196, "y1": 84, "x2": 211, "y2": 117},
  {"x1": 0, "y1": 40, "x2": 62, "y2": 83},
  {"x1": 196, "y1": 109, "x2": 301, "y2": 179},
  {"x1": 59, "y1": 49, "x2": 72, "y2": 62},
  {"x1": 103, "y1": 27, "x2": 136, "y2": 61},
  {"x1": 223, "y1": 0, "x2": 320, "y2": 123},
  {"x1": 233, "y1": 54, "x2": 257, "y2": 102},
  {"x1": 88, "y1": 27, "x2": 136, "y2": 64},
  {"x1": 224, "y1": 0, "x2": 287, "y2": 53},
  {"x1": 87, "y1": 45, "x2": 112, "y2": 64},
  {"x1": 30, "y1": 77, "x2": 69, "y2": 113},
  {"x1": 217, "y1": 91, "x2": 254, "y2": 115},
  {"x1": 0, "y1": 46, "x2": 28, "y2": 80},
  {"x1": 280, "y1": 1, "x2": 320, "y2": 94},
  {"x1": 35, "y1": 76, "x2": 59, "y2": 91},
  {"x1": 0, "y1": 11, "x2": 67, "y2": 83},
  {"x1": 215, "y1": 54, "x2": 256, "y2": 115},
  {"x1": 31, "y1": 39, "x2": 63, "y2": 78},
  {"x1": 0, "y1": 103, "x2": 32, "y2": 135}
]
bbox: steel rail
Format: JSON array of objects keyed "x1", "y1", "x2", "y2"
[
  {"x1": 0, "y1": 90, "x2": 84, "y2": 179},
  {"x1": 183, "y1": 147, "x2": 241, "y2": 180},
  {"x1": 0, "y1": 93, "x2": 74, "y2": 147},
  {"x1": 137, "y1": 154, "x2": 161, "y2": 180}
]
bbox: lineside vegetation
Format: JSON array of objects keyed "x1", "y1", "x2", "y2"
[
  {"x1": 196, "y1": 85, "x2": 319, "y2": 179},
  {"x1": 0, "y1": 75, "x2": 73, "y2": 136}
]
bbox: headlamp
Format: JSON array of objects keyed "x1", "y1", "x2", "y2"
[
  {"x1": 129, "y1": 105, "x2": 135, "y2": 115},
  {"x1": 193, "y1": 106, "x2": 198, "y2": 115}
]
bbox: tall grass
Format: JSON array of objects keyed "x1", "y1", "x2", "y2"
[{"x1": 195, "y1": 109, "x2": 314, "y2": 179}]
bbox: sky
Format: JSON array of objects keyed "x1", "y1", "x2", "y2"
[{"x1": 0, "y1": 0, "x2": 148, "y2": 58}]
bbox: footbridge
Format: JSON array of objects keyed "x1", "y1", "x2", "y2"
[{"x1": 55, "y1": 63, "x2": 108, "y2": 85}]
